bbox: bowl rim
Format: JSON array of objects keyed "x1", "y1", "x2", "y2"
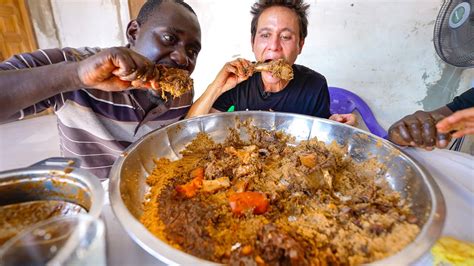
[
  {"x1": 0, "y1": 157, "x2": 105, "y2": 219},
  {"x1": 109, "y1": 111, "x2": 446, "y2": 265}
]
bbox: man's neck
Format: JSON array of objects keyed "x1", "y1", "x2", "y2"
[{"x1": 262, "y1": 79, "x2": 290, "y2": 93}]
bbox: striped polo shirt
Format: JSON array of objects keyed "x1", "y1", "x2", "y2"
[{"x1": 0, "y1": 47, "x2": 193, "y2": 180}]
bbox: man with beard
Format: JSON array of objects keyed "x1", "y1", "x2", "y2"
[
  {"x1": 0, "y1": 0, "x2": 202, "y2": 179},
  {"x1": 186, "y1": 0, "x2": 355, "y2": 126}
]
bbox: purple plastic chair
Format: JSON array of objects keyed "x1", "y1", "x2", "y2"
[{"x1": 328, "y1": 87, "x2": 387, "y2": 138}]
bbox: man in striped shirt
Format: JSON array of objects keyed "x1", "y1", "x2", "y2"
[{"x1": 0, "y1": 0, "x2": 202, "y2": 180}]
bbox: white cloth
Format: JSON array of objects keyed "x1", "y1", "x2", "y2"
[{"x1": 405, "y1": 148, "x2": 474, "y2": 242}]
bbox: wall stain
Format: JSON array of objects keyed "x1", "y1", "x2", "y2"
[
  {"x1": 27, "y1": 0, "x2": 61, "y2": 47},
  {"x1": 419, "y1": 58, "x2": 463, "y2": 110},
  {"x1": 111, "y1": 0, "x2": 126, "y2": 45}
]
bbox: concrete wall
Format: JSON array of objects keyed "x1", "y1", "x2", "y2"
[
  {"x1": 28, "y1": 0, "x2": 474, "y2": 130},
  {"x1": 28, "y1": 0, "x2": 129, "y2": 48}
]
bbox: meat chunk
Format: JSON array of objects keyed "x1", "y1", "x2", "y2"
[
  {"x1": 256, "y1": 224, "x2": 307, "y2": 265},
  {"x1": 131, "y1": 64, "x2": 193, "y2": 100}
]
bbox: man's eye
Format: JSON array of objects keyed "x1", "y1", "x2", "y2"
[
  {"x1": 162, "y1": 34, "x2": 176, "y2": 43},
  {"x1": 188, "y1": 49, "x2": 198, "y2": 58},
  {"x1": 281, "y1": 35, "x2": 292, "y2": 41},
  {"x1": 260, "y1": 33, "x2": 270, "y2": 38}
]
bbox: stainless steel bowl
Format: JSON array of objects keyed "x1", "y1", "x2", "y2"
[
  {"x1": 109, "y1": 111, "x2": 445, "y2": 265},
  {"x1": 0, "y1": 157, "x2": 104, "y2": 218}
]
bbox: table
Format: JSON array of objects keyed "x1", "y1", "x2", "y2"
[{"x1": 1, "y1": 115, "x2": 473, "y2": 265}]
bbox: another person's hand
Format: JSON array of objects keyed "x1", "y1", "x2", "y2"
[
  {"x1": 76, "y1": 47, "x2": 156, "y2": 92},
  {"x1": 388, "y1": 110, "x2": 450, "y2": 149},
  {"x1": 436, "y1": 107, "x2": 474, "y2": 138},
  {"x1": 329, "y1": 113, "x2": 357, "y2": 126},
  {"x1": 209, "y1": 58, "x2": 253, "y2": 94}
]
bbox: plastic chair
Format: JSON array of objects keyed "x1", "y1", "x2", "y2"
[{"x1": 328, "y1": 87, "x2": 388, "y2": 138}]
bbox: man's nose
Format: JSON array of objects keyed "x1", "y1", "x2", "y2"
[
  {"x1": 170, "y1": 48, "x2": 189, "y2": 68},
  {"x1": 268, "y1": 36, "x2": 282, "y2": 50}
]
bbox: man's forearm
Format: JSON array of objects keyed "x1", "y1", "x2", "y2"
[
  {"x1": 0, "y1": 62, "x2": 81, "y2": 121},
  {"x1": 429, "y1": 106, "x2": 453, "y2": 118},
  {"x1": 186, "y1": 84, "x2": 224, "y2": 118}
]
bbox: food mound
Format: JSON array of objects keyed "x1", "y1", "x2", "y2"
[
  {"x1": 141, "y1": 124, "x2": 419, "y2": 265},
  {"x1": 131, "y1": 64, "x2": 193, "y2": 100}
]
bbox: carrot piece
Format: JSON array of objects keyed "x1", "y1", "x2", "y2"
[
  {"x1": 228, "y1": 191, "x2": 269, "y2": 215},
  {"x1": 175, "y1": 167, "x2": 205, "y2": 198}
]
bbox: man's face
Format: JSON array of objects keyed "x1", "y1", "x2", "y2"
[
  {"x1": 252, "y1": 6, "x2": 304, "y2": 85},
  {"x1": 128, "y1": 1, "x2": 201, "y2": 74}
]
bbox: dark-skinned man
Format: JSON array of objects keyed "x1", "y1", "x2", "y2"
[{"x1": 0, "y1": 0, "x2": 201, "y2": 179}]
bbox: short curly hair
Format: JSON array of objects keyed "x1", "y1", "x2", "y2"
[
  {"x1": 136, "y1": 0, "x2": 196, "y2": 26},
  {"x1": 250, "y1": 0, "x2": 310, "y2": 43}
]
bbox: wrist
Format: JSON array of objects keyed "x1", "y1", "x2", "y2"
[{"x1": 65, "y1": 62, "x2": 84, "y2": 90}]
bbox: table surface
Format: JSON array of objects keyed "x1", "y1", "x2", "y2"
[{"x1": 1, "y1": 115, "x2": 473, "y2": 265}]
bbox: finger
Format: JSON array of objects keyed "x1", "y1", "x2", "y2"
[
  {"x1": 239, "y1": 58, "x2": 253, "y2": 77},
  {"x1": 420, "y1": 118, "x2": 436, "y2": 147},
  {"x1": 230, "y1": 59, "x2": 247, "y2": 77},
  {"x1": 100, "y1": 77, "x2": 132, "y2": 91},
  {"x1": 223, "y1": 62, "x2": 239, "y2": 76},
  {"x1": 407, "y1": 120, "x2": 424, "y2": 146},
  {"x1": 388, "y1": 124, "x2": 410, "y2": 146},
  {"x1": 397, "y1": 123, "x2": 414, "y2": 145},
  {"x1": 452, "y1": 127, "x2": 474, "y2": 138},
  {"x1": 119, "y1": 54, "x2": 153, "y2": 82},
  {"x1": 110, "y1": 51, "x2": 137, "y2": 77},
  {"x1": 435, "y1": 132, "x2": 451, "y2": 148},
  {"x1": 437, "y1": 109, "x2": 474, "y2": 133}
]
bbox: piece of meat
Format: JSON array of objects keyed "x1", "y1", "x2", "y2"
[
  {"x1": 256, "y1": 224, "x2": 307, "y2": 265},
  {"x1": 253, "y1": 59, "x2": 294, "y2": 80},
  {"x1": 202, "y1": 176, "x2": 230, "y2": 193},
  {"x1": 131, "y1": 64, "x2": 193, "y2": 100}
]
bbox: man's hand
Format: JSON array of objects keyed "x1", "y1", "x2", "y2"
[
  {"x1": 329, "y1": 113, "x2": 357, "y2": 126},
  {"x1": 436, "y1": 107, "x2": 474, "y2": 138},
  {"x1": 76, "y1": 47, "x2": 156, "y2": 92},
  {"x1": 388, "y1": 110, "x2": 451, "y2": 149},
  {"x1": 210, "y1": 58, "x2": 253, "y2": 95}
]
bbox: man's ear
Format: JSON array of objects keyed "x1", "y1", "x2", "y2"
[
  {"x1": 298, "y1": 38, "x2": 305, "y2": 55},
  {"x1": 126, "y1": 20, "x2": 140, "y2": 46}
]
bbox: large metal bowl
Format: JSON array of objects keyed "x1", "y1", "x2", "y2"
[{"x1": 109, "y1": 111, "x2": 445, "y2": 265}]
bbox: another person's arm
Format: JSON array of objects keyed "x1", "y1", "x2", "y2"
[
  {"x1": 329, "y1": 113, "x2": 357, "y2": 126},
  {"x1": 186, "y1": 58, "x2": 252, "y2": 118},
  {"x1": 388, "y1": 106, "x2": 453, "y2": 149},
  {"x1": 0, "y1": 47, "x2": 155, "y2": 122},
  {"x1": 437, "y1": 107, "x2": 474, "y2": 138}
]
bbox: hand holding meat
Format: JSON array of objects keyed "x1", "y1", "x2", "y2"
[
  {"x1": 209, "y1": 58, "x2": 254, "y2": 95},
  {"x1": 388, "y1": 110, "x2": 451, "y2": 149},
  {"x1": 77, "y1": 47, "x2": 193, "y2": 98},
  {"x1": 77, "y1": 47, "x2": 156, "y2": 92}
]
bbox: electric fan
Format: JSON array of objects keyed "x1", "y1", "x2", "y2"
[
  {"x1": 434, "y1": 0, "x2": 474, "y2": 67},
  {"x1": 433, "y1": 0, "x2": 473, "y2": 151}
]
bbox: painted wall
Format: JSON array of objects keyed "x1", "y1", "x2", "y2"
[
  {"x1": 29, "y1": 0, "x2": 474, "y2": 130},
  {"x1": 28, "y1": 0, "x2": 130, "y2": 48}
]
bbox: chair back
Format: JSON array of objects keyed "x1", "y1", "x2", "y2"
[{"x1": 328, "y1": 87, "x2": 387, "y2": 138}]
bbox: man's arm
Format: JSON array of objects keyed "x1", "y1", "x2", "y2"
[
  {"x1": 388, "y1": 106, "x2": 453, "y2": 149},
  {"x1": 186, "y1": 58, "x2": 252, "y2": 118},
  {"x1": 0, "y1": 62, "x2": 81, "y2": 121},
  {"x1": 0, "y1": 47, "x2": 156, "y2": 122}
]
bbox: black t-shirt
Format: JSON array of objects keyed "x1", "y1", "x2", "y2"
[
  {"x1": 446, "y1": 88, "x2": 474, "y2": 112},
  {"x1": 213, "y1": 64, "x2": 331, "y2": 118}
]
